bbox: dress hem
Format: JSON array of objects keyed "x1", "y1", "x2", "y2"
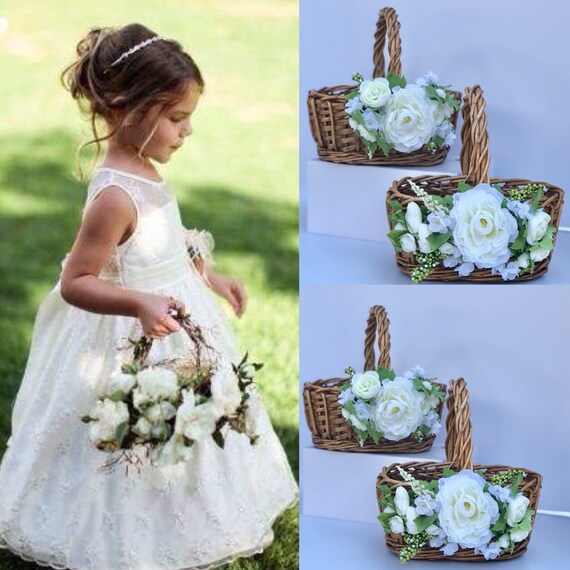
[{"x1": 0, "y1": 492, "x2": 299, "y2": 570}]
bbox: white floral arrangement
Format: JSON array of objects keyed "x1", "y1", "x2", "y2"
[
  {"x1": 378, "y1": 467, "x2": 535, "y2": 562},
  {"x1": 82, "y1": 314, "x2": 262, "y2": 470},
  {"x1": 345, "y1": 71, "x2": 459, "y2": 159},
  {"x1": 388, "y1": 180, "x2": 556, "y2": 283},
  {"x1": 338, "y1": 365, "x2": 445, "y2": 445}
]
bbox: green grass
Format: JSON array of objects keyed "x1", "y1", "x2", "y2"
[{"x1": 0, "y1": 1, "x2": 298, "y2": 568}]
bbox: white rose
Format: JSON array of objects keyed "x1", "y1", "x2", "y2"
[
  {"x1": 132, "y1": 416, "x2": 152, "y2": 439},
  {"x1": 516, "y1": 252, "x2": 530, "y2": 269},
  {"x1": 382, "y1": 84, "x2": 437, "y2": 152},
  {"x1": 418, "y1": 223, "x2": 432, "y2": 254},
  {"x1": 510, "y1": 528, "x2": 530, "y2": 543},
  {"x1": 146, "y1": 401, "x2": 177, "y2": 423},
  {"x1": 176, "y1": 397, "x2": 219, "y2": 442},
  {"x1": 506, "y1": 493, "x2": 530, "y2": 527},
  {"x1": 137, "y1": 366, "x2": 179, "y2": 402},
  {"x1": 89, "y1": 399, "x2": 129, "y2": 446},
  {"x1": 394, "y1": 222, "x2": 406, "y2": 231},
  {"x1": 436, "y1": 470, "x2": 499, "y2": 549},
  {"x1": 371, "y1": 377, "x2": 423, "y2": 440},
  {"x1": 405, "y1": 201, "x2": 422, "y2": 234},
  {"x1": 357, "y1": 124, "x2": 376, "y2": 142},
  {"x1": 359, "y1": 77, "x2": 391, "y2": 108},
  {"x1": 389, "y1": 515, "x2": 405, "y2": 534},
  {"x1": 400, "y1": 233, "x2": 417, "y2": 253},
  {"x1": 530, "y1": 247, "x2": 550, "y2": 262},
  {"x1": 105, "y1": 371, "x2": 136, "y2": 396},
  {"x1": 394, "y1": 485, "x2": 410, "y2": 516},
  {"x1": 526, "y1": 210, "x2": 550, "y2": 245},
  {"x1": 406, "y1": 506, "x2": 420, "y2": 535},
  {"x1": 351, "y1": 371, "x2": 381, "y2": 400},
  {"x1": 450, "y1": 185, "x2": 518, "y2": 268}
]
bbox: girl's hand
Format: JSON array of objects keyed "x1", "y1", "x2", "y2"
[
  {"x1": 136, "y1": 294, "x2": 186, "y2": 339},
  {"x1": 209, "y1": 272, "x2": 247, "y2": 317}
]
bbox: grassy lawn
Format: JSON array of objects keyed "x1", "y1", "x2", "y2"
[{"x1": 0, "y1": 1, "x2": 298, "y2": 569}]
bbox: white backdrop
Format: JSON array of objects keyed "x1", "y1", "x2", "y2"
[
  {"x1": 300, "y1": 285, "x2": 570, "y2": 513},
  {"x1": 300, "y1": 0, "x2": 570, "y2": 225}
]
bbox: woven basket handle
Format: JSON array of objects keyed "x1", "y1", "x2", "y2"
[
  {"x1": 372, "y1": 7, "x2": 402, "y2": 78},
  {"x1": 444, "y1": 378, "x2": 474, "y2": 470},
  {"x1": 459, "y1": 85, "x2": 491, "y2": 185},
  {"x1": 363, "y1": 305, "x2": 391, "y2": 371}
]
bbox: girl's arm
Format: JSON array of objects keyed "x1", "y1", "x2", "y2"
[{"x1": 60, "y1": 186, "x2": 183, "y2": 338}]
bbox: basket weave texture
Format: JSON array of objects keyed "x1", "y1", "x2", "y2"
[
  {"x1": 376, "y1": 379, "x2": 543, "y2": 561},
  {"x1": 307, "y1": 7, "x2": 461, "y2": 166},
  {"x1": 303, "y1": 305, "x2": 446, "y2": 453},
  {"x1": 386, "y1": 84, "x2": 565, "y2": 282}
]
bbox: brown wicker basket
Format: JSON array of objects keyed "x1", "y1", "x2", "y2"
[
  {"x1": 377, "y1": 378, "x2": 543, "y2": 561},
  {"x1": 307, "y1": 7, "x2": 461, "y2": 166},
  {"x1": 303, "y1": 305, "x2": 446, "y2": 453},
  {"x1": 386, "y1": 84, "x2": 565, "y2": 282}
]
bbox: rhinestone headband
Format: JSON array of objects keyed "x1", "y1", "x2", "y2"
[{"x1": 109, "y1": 36, "x2": 163, "y2": 68}]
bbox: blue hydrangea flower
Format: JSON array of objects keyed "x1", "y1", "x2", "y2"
[
  {"x1": 488, "y1": 485, "x2": 510, "y2": 503},
  {"x1": 427, "y1": 211, "x2": 452, "y2": 234},
  {"x1": 345, "y1": 96, "x2": 363, "y2": 114},
  {"x1": 507, "y1": 200, "x2": 531, "y2": 220},
  {"x1": 362, "y1": 109, "x2": 381, "y2": 132},
  {"x1": 456, "y1": 261, "x2": 475, "y2": 277},
  {"x1": 442, "y1": 542, "x2": 459, "y2": 557},
  {"x1": 354, "y1": 400, "x2": 370, "y2": 420},
  {"x1": 338, "y1": 388, "x2": 355, "y2": 405},
  {"x1": 414, "y1": 495, "x2": 439, "y2": 516},
  {"x1": 475, "y1": 542, "x2": 501, "y2": 560}
]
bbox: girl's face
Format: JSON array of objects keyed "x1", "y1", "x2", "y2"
[{"x1": 122, "y1": 82, "x2": 202, "y2": 164}]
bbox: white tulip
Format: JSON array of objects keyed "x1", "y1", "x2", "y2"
[
  {"x1": 400, "y1": 233, "x2": 417, "y2": 253},
  {"x1": 405, "y1": 202, "x2": 422, "y2": 234},
  {"x1": 389, "y1": 515, "x2": 405, "y2": 534},
  {"x1": 394, "y1": 485, "x2": 410, "y2": 516}
]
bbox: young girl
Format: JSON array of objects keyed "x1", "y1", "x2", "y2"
[{"x1": 0, "y1": 23, "x2": 298, "y2": 569}]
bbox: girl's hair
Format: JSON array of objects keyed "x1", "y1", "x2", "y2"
[{"x1": 61, "y1": 23, "x2": 204, "y2": 179}]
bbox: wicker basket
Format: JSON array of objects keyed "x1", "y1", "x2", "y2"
[
  {"x1": 377, "y1": 378, "x2": 543, "y2": 561},
  {"x1": 307, "y1": 7, "x2": 461, "y2": 166},
  {"x1": 386, "y1": 84, "x2": 565, "y2": 282},
  {"x1": 303, "y1": 305, "x2": 446, "y2": 453}
]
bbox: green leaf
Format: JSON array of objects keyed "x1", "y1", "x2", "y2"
[
  {"x1": 517, "y1": 511, "x2": 534, "y2": 532},
  {"x1": 376, "y1": 367, "x2": 396, "y2": 381},
  {"x1": 426, "y1": 230, "x2": 452, "y2": 252},
  {"x1": 115, "y1": 421, "x2": 128, "y2": 445},
  {"x1": 377, "y1": 484, "x2": 393, "y2": 498},
  {"x1": 412, "y1": 377, "x2": 430, "y2": 394},
  {"x1": 414, "y1": 513, "x2": 438, "y2": 533},
  {"x1": 510, "y1": 227, "x2": 527, "y2": 253},
  {"x1": 338, "y1": 382, "x2": 352, "y2": 392},
  {"x1": 377, "y1": 511, "x2": 396, "y2": 532},
  {"x1": 457, "y1": 181, "x2": 471, "y2": 192},
  {"x1": 492, "y1": 512, "x2": 507, "y2": 534},
  {"x1": 530, "y1": 185, "x2": 545, "y2": 213},
  {"x1": 345, "y1": 90, "x2": 359, "y2": 100},
  {"x1": 387, "y1": 229, "x2": 408, "y2": 250},
  {"x1": 386, "y1": 72, "x2": 407, "y2": 90},
  {"x1": 343, "y1": 399, "x2": 357, "y2": 416},
  {"x1": 510, "y1": 472, "x2": 523, "y2": 497},
  {"x1": 121, "y1": 363, "x2": 138, "y2": 375},
  {"x1": 442, "y1": 467, "x2": 456, "y2": 478},
  {"x1": 351, "y1": 108, "x2": 364, "y2": 125},
  {"x1": 388, "y1": 199, "x2": 404, "y2": 214},
  {"x1": 377, "y1": 138, "x2": 395, "y2": 157},
  {"x1": 368, "y1": 425, "x2": 383, "y2": 444}
]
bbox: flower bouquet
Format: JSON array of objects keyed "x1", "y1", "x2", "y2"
[
  {"x1": 345, "y1": 71, "x2": 459, "y2": 159},
  {"x1": 338, "y1": 366, "x2": 445, "y2": 446},
  {"x1": 307, "y1": 7, "x2": 461, "y2": 166},
  {"x1": 303, "y1": 305, "x2": 446, "y2": 453},
  {"x1": 82, "y1": 310, "x2": 262, "y2": 471},
  {"x1": 377, "y1": 379, "x2": 542, "y2": 562},
  {"x1": 386, "y1": 85, "x2": 564, "y2": 282}
]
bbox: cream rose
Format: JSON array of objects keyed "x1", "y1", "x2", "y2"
[
  {"x1": 450, "y1": 185, "x2": 518, "y2": 268},
  {"x1": 400, "y1": 233, "x2": 417, "y2": 253},
  {"x1": 351, "y1": 371, "x2": 381, "y2": 400},
  {"x1": 510, "y1": 528, "x2": 530, "y2": 543},
  {"x1": 506, "y1": 493, "x2": 530, "y2": 527},
  {"x1": 89, "y1": 399, "x2": 129, "y2": 447},
  {"x1": 382, "y1": 85, "x2": 437, "y2": 152},
  {"x1": 394, "y1": 485, "x2": 410, "y2": 516},
  {"x1": 526, "y1": 210, "x2": 550, "y2": 245},
  {"x1": 530, "y1": 247, "x2": 550, "y2": 262},
  {"x1": 436, "y1": 470, "x2": 499, "y2": 549},
  {"x1": 405, "y1": 201, "x2": 422, "y2": 234},
  {"x1": 137, "y1": 366, "x2": 179, "y2": 402},
  {"x1": 389, "y1": 515, "x2": 405, "y2": 534},
  {"x1": 370, "y1": 378, "x2": 423, "y2": 440},
  {"x1": 359, "y1": 77, "x2": 391, "y2": 109}
]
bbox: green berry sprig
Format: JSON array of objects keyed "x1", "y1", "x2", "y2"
[
  {"x1": 411, "y1": 251, "x2": 445, "y2": 284},
  {"x1": 509, "y1": 183, "x2": 543, "y2": 202},
  {"x1": 489, "y1": 469, "x2": 526, "y2": 486},
  {"x1": 399, "y1": 531, "x2": 429, "y2": 563},
  {"x1": 412, "y1": 428, "x2": 426, "y2": 442},
  {"x1": 426, "y1": 140, "x2": 438, "y2": 154},
  {"x1": 352, "y1": 72, "x2": 363, "y2": 85},
  {"x1": 344, "y1": 366, "x2": 355, "y2": 377}
]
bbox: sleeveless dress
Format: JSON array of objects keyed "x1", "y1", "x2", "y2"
[{"x1": 0, "y1": 167, "x2": 298, "y2": 570}]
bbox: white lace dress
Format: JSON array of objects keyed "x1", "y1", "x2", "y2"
[{"x1": 0, "y1": 167, "x2": 298, "y2": 570}]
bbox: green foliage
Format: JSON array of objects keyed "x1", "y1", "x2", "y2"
[
  {"x1": 387, "y1": 229, "x2": 408, "y2": 251},
  {"x1": 457, "y1": 181, "x2": 472, "y2": 192},
  {"x1": 414, "y1": 513, "x2": 438, "y2": 533},
  {"x1": 426, "y1": 230, "x2": 451, "y2": 252},
  {"x1": 386, "y1": 72, "x2": 407, "y2": 90},
  {"x1": 442, "y1": 467, "x2": 456, "y2": 478},
  {"x1": 377, "y1": 511, "x2": 397, "y2": 532},
  {"x1": 376, "y1": 367, "x2": 396, "y2": 382}
]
